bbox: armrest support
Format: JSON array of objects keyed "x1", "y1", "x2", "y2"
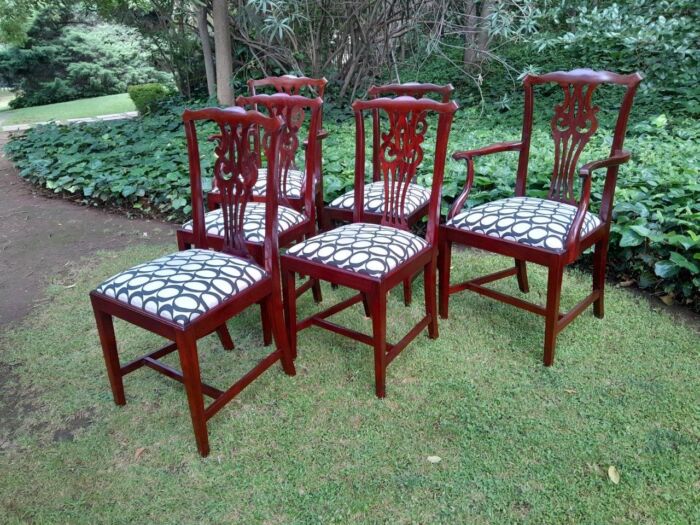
[
  {"x1": 564, "y1": 150, "x2": 631, "y2": 257},
  {"x1": 448, "y1": 141, "x2": 522, "y2": 220}
]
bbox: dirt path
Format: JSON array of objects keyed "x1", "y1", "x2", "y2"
[{"x1": 0, "y1": 132, "x2": 176, "y2": 328}]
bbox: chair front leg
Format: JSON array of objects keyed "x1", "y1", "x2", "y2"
[
  {"x1": 424, "y1": 257, "x2": 439, "y2": 339},
  {"x1": 438, "y1": 238, "x2": 452, "y2": 319},
  {"x1": 176, "y1": 331, "x2": 209, "y2": 457},
  {"x1": 593, "y1": 240, "x2": 607, "y2": 319},
  {"x1": 369, "y1": 290, "x2": 387, "y2": 398},
  {"x1": 266, "y1": 292, "x2": 296, "y2": 376},
  {"x1": 93, "y1": 308, "x2": 125, "y2": 406},
  {"x1": 544, "y1": 264, "x2": 564, "y2": 366}
]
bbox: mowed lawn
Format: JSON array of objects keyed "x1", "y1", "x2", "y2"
[
  {"x1": 0, "y1": 244, "x2": 698, "y2": 523},
  {"x1": 0, "y1": 93, "x2": 134, "y2": 126}
]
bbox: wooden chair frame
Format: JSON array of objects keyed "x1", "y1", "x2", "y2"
[
  {"x1": 438, "y1": 68, "x2": 643, "y2": 366},
  {"x1": 177, "y1": 94, "x2": 325, "y2": 341},
  {"x1": 282, "y1": 96, "x2": 458, "y2": 398},
  {"x1": 90, "y1": 107, "x2": 295, "y2": 456},
  {"x1": 322, "y1": 82, "x2": 454, "y2": 306},
  {"x1": 207, "y1": 75, "x2": 329, "y2": 228}
]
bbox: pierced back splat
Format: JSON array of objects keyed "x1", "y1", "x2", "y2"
[
  {"x1": 236, "y1": 94, "x2": 323, "y2": 214},
  {"x1": 183, "y1": 107, "x2": 283, "y2": 270},
  {"x1": 549, "y1": 83, "x2": 599, "y2": 204},
  {"x1": 352, "y1": 96, "x2": 458, "y2": 240}
]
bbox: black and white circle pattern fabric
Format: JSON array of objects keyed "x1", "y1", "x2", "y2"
[
  {"x1": 286, "y1": 223, "x2": 428, "y2": 278},
  {"x1": 210, "y1": 168, "x2": 305, "y2": 199},
  {"x1": 446, "y1": 196, "x2": 602, "y2": 251},
  {"x1": 182, "y1": 203, "x2": 306, "y2": 243},
  {"x1": 328, "y1": 181, "x2": 431, "y2": 215},
  {"x1": 94, "y1": 249, "x2": 267, "y2": 326}
]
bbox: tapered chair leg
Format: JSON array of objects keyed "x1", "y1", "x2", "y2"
[
  {"x1": 438, "y1": 238, "x2": 452, "y2": 319},
  {"x1": 515, "y1": 259, "x2": 530, "y2": 293},
  {"x1": 215, "y1": 324, "x2": 235, "y2": 350},
  {"x1": 267, "y1": 293, "x2": 296, "y2": 376},
  {"x1": 282, "y1": 269, "x2": 298, "y2": 359},
  {"x1": 259, "y1": 303, "x2": 273, "y2": 346},
  {"x1": 93, "y1": 309, "x2": 125, "y2": 406},
  {"x1": 543, "y1": 264, "x2": 564, "y2": 366},
  {"x1": 593, "y1": 240, "x2": 607, "y2": 319},
  {"x1": 175, "y1": 331, "x2": 209, "y2": 457},
  {"x1": 424, "y1": 259, "x2": 439, "y2": 339},
  {"x1": 403, "y1": 279, "x2": 412, "y2": 306},
  {"x1": 369, "y1": 291, "x2": 387, "y2": 398}
]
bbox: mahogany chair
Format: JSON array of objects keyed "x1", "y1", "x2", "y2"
[
  {"x1": 322, "y1": 82, "x2": 454, "y2": 306},
  {"x1": 207, "y1": 75, "x2": 328, "y2": 227},
  {"x1": 177, "y1": 94, "x2": 325, "y2": 333},
  {"x1": 281, "y1": 96, "x2": 458, "y2": 398},
  {"x1": 90, "y1": 107, "x2": 295, "y2": 457},
  {"x1": 438, "y1": 69, "x2": 643, "y2": 366}
]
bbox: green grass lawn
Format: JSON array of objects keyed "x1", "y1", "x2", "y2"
[
  {"x1": 1, "y1": 245, "x2": 698, "y2": 523},
  {"x1": 0, "y1": 93, "x2": 135, "y2": 126}
]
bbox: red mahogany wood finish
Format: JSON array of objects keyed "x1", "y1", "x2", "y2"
[
  {"x1": 177, "y1": 94, "x2": 325, "y2": 316},
  {"x1": 439, "y1": 68, "x2": 643, "y2": 366},
  {"x1": 282, "y1": 96, "x2": 458, "y2": 398},
  {"x1": 208, "y1": 75, "x2": 329, "y2": 223},
  {"x1": 322, "y1": 82, "x2": 454, "y2": 306},
  {"x1": 90, "y1": 107, "x2": 295, "y2": 456}
]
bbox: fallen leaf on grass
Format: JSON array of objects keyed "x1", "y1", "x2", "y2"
[
  {"x1": 660, "y1": 294, "x2": 674, "y2": 306},
  {"x1": 427, "y1": 456, "x2": 441, "y2": 464},
  {"x1": 618, "y1": 279, "x2": 635, "y2": 287},
  {"x1": 134, "y1": 447, "x2": 146, "y2": 460},
  {"x1": 564, "y1": 389, "x2": 577, "y2": 394},
  {"x1": 608, "y1": 465, "x2": 620, "y2": 484}
]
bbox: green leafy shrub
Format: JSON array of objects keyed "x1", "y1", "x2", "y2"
[
  {"x1": 4, "y1": 104, "x2": 698, "y2": 310},
  {"x1": 127, "y1": 83, "x2": 173, "y2": 115}
]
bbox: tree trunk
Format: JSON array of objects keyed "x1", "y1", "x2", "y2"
[
  {"x1": 212, "y1": 0, "x2": 234, "y2": 105},
  {"x1": 196, "y1": 4, "x2": 216, "y2": 99}
]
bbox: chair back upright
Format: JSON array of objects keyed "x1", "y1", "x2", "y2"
[
  {"x1": 235, "y1": 94, "x2": 324, "y2": 221},
  {"x1": 517, "y1": 69, "x2": 643, "y2": 222},
  {"x1": 367, "y1": 82, "x2": 454, "y2": 183},
  {"x1": 352, "y1": 96, "x2": 459, "y2": 244},
  {"x1": 183, "y1": 106, "x2": 284, "y2": 273}
]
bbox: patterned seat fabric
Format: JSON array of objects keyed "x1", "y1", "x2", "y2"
[
  {"x1": 328, "y1": 181, "x2": 431, "y2": 215},
  {"x1": 446, "y1": 196, "x2": 602, "y2": 252},
  {"x1": 94, "y1": 249, "x2": 267, "y2": 326},
  {"x1": 182, "y1": 202, "x2": 306, "y2": 242},
  {"x1": 210, "y1": 168, "x2": 305, "y2": 199},
  {"x1": 286, "y1": 223, "x2": 427, "y2": 278}
]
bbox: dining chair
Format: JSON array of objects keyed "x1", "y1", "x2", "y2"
[
  {"x1": 90, "y1": 107, "x2": 295, "y2": 456},
  {"x1": 322, "y1": 82, "x2": 454, "y2": 306},
  {"x1": 438, "y1": 68, "x2": 643, "y2": 365},
  {"x1": 281, "y1": 96, "x2": 458, "y2": 398}
]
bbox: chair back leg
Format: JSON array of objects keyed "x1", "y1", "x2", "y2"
[
  {"x1": 215, "y1": 324, "x2": 235, "y2": 350},
  {"x1": 543, "y1": 264, "x2": 564, "y2": 366},
  {"x1": 369, "y1": 291, "x2": 388, "y2": 398},
  {"x1": 515, "y1": 259, "x2": 530, "y2": 293},
  {"x1": 593, "y1": 240, "x2": 608, "y2": 318},
  {"x1": 424, "y1": 258, "x2": 439, "y2": 339},
  {"x1": 438, "y1": 239, "x2": 452, "y2": 319}
]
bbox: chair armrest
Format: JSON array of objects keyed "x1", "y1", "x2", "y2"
[
  {"x1": 452, "y1": 141, "x2": 522, "y2": 161},
  {"x1": 564, "y1": 150, "x2": 631, "y2": 258},
  {"x1": 448, "y1": 141, "x2": 522, "y2": 220},
  {"x1": 579, "y1": 150, "x2": 630, "y2": 178}
]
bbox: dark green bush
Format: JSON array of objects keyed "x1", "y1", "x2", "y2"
[{"x1": 127, "y1": 84, "x2": 174, "y2": 115}]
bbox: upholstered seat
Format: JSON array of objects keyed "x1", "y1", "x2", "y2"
[
  {"x1": 94, "y1": 249, "x2": 267, "y2": 326},
  {"x1": 286, "y1": 223, "x2": 428, "y2": 278},
  {"x1": 212, "y1": 168, "x2": 304, "y2": 199},
  {"x1": 445, "y1": 196, "x2": 601, "y2": 252},
  {"x1": 328, "y1": 181, "x2": 430, "y2": 215},
  {"x1": 181, "y1": 202, "x2": 306, "y2": 242}
]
